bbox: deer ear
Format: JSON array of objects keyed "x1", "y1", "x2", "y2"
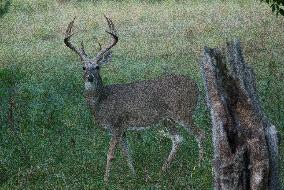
[{"x1": 98, "y1": 50, "x2": 112, "y2": 65}]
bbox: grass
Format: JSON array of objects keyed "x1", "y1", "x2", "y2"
[{"x1": 0, "y1": 0, "x2": 283, "y2": 189}]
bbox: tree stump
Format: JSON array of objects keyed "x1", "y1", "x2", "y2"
[{"x1": 200, "y1": 39, "x2": 280, "y2": 190}]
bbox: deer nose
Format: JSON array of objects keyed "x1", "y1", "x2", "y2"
[{"x1": 87, "y1": 74, "x2": 94, "y2": 82}]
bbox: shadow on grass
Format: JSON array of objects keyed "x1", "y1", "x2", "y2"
[
  {"x1": 0, "y1": 0, "x2": 11, "y2": 18},
  {"x1": 0, "y1": 67, "x2": 31, "y2": 185}
]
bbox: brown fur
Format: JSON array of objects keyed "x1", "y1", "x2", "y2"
[{"x1": 93, "y1": 74, "x2": 198, "y2": 131}]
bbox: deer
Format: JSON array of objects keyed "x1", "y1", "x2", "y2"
[{"x1": 64, "y1": 16, "x2": 205, "y2": 182}]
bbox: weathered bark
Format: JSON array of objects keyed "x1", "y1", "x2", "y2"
[{"x1": 200, "y1": 39, "x2": 280, "y2": 190}]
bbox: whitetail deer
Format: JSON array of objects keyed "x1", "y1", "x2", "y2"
[{"x1": 64, "y1": 16, "x2": 205, "y2": 182}]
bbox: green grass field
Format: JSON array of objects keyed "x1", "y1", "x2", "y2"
[{"x1": 0, "y1": 0, "x2": 283, "y2": 189}]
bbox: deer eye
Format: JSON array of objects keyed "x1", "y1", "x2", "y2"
[
  {"x1": 95, "y1": 66, "x2": 100, "y2": 70},
  {"x1": 82, "y1": 66, "x2": 86, "y2": 70}
]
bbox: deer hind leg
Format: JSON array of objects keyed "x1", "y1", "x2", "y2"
[
  {"x1": 179, "y1": 118, "x2": 205, "y2": 165},
  {"x1": 161, "y1": 120, "x2": 183, "y2": 171},
  {"x1": 104, "y1": 134, "x2": 119, "y2": 183},
  {"x1": 120, "y1": 133, "x2": 135, "y2": 176}
]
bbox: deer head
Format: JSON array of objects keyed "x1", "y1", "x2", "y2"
[{"x1": 64, "y1": 16, "x2": 118, "y2": 92}]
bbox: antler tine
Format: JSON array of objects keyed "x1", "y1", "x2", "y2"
[
  {"x1": 95, "y1": 16, "x2": 118, "y2": 62},
  {"x1": 98, "y1": 42, "x2": 102, "y2": 50},
  {"x1": 64, "y1": 17, "x2": 88, "y2": 61},
  {"x1": 81, "y1": 41, "x2": 88, "y2": 57},
  {"x1": 105, "y1": 15, "x2": 117, "y2": 35}
]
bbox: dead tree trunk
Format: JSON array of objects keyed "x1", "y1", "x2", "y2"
[{"x1": 200, "y1": 39, "x2": 280, "y2": 190}]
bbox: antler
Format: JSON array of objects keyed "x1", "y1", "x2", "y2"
[
  {"x1": 64, "y1": 17, "x2": 88, "y2": 61},
  {"x1": 95, "y1": 15, "x2": 118, "y2": 63}
]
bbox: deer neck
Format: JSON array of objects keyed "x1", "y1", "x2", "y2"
[{"x1": 84, "y1": 73, "x2": 104, "y2": 108}]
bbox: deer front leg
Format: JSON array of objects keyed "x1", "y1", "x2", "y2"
[
  {"x1": 104, "y1": 135, "x2": 119, "y2": 183},
  {"x1": 120, "y1": 134, "x2": 136, "y2": 176}
]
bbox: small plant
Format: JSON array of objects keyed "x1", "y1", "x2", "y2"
[{"x1": 260, "y1": 0, "x2": 284, "y2": 16}]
